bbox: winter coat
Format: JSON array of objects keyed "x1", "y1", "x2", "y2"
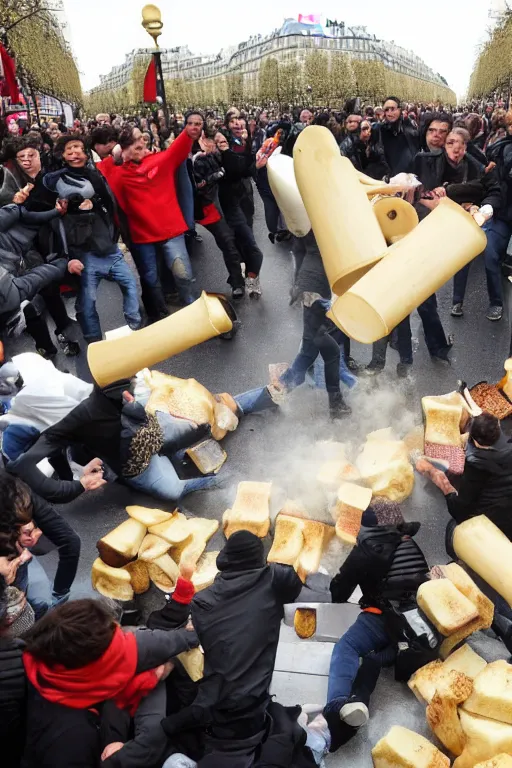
[
  {"x1": 0, "y1": 257, "x2": 66, "y2": 319},
  {"x1": 0, "y1": 205, "x2": 60, "y2": 276},
  {"x1": 0, "y1": 165, "x2": 20, "y2": 207},
  {"x1": 99, "y1": 129, "x2": 193, "y2": 244},
  {"x1": 190, "y1": 563, "x2": 302, "y2": 724},
  {"x1": 412, "y1": 151, "x2": 503, "y2": 218},
  {"x1": 218, "y1": 137, "x2": 255, "y2": 209},
  {"x1": 43, "y1": 166, "x2": 119, "y2": 259},
  {"x1": 447, "y1": 433, "x2": 512, "y2": 538},
  {"x1": 21, "y1": 627, "x2": 197, "y2": 768},
  {"x1": 371, "y1": 117, "x2": 420, "y2": 176},
  {"x1": 339, "y1": 133, "x2": 390, "y2": 179},
  {"x1": 330, "y1": 526, "x2": 429, "y2": 609},
  {"x1": 192, "y1": 151, "x2": 225, "y2": 209},
  {"x1": 486, "y1": 135, "x2": 512, "y2": 223},
  {"x1": 8, "y1": 381, "x2": 128, "y2": 502},
  {"x1": 0, "y1": 637, "x2": 26, "y2": 768},
  {"x1": 292, "y1": 231, "x2": 331, "y2": 301}
]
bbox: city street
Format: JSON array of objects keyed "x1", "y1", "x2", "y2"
[{"x1": 26, "y1": 197, "x2": 512, "y2": 767}]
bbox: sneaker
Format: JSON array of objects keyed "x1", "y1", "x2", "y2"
[
  {"x1": 276, "y1": 229, "x2": 292, "y2": 242},
  {"x1": 268, "y1": 232, "x2": 276, "y2": 244},
  {"x1": 232, "y1": 286, "x2": 245, "y2": 300},
  {"x1": 396, "y1": 362, "x2": 413, "y2": 378},
  {"x1": 451, "y1": 303, "x2": 464, "y2": 317},
  {"x1": 55, "y1": 333, "x2": 80, "y2": 357},
  {"x1": 339, "y1": 701, "x2": 369, "y2": 728},
  {"x1": 246, "y1": 275, "x2": 262, "y2": 298},
  {"x1": 328, "y1": 391, "x2": 352, "y2": 419},
  {"x1": 346, "y1": 356, "x2": 363, "y2": 373},
  {"x1": 486, "y1": 304, "x2": 503, "y2": 321}
]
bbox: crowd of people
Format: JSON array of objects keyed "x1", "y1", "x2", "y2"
[{"x1": 2, "y1": 93, "x2": 512, "y2": 768}]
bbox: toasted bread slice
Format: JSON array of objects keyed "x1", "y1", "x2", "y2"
[
  {"x1": 332, "y1": 482, "x2": 373, "y2": 546},
  {"x1": 316, "y1": 443, "x2": 360, "y2": 488},
  {"x1": 356, "y1": 438, "x2": 414, "y2": 503},
  {"x1": 177, "y1": 648, "x2": 204, "y2": 682},
  {"x1": 138, "y1": 534, "x2": 171, "y2": 562},
  {"x1": 148, "y1": 512, "x2": 191, "y2": 544},
  {"x1": 455, "y1": 710, "x2": 512, "y2": 768},
  {"x1": 92, "y1": 557, "x2": 134, "y2": 601},
  {"x1": 462, "y1": 660, "x2": 512, "y2": 725},
  {"x1": 294, "y1": 608, "x2": 316, "y2": 639},
  {"x1": 409, "y1": 646, "x2": 484, "y2": 705},
  {"x1": 185, "y1": 438, "x2": 227, "y2": 474},
  {"x1": 498, "y1": 357, "x2": 512, "y2": 401},
  {"x1": 294, "y1": 520, "x2": 334, "y2": 582},
  {"x1": 169, "y1": 518, "x2": 219, "y2": 567},
  {"x1": 443, "y1": 645, "x2": 488, "y2": 680},
  {"x1": 96, "y1": 518, "x2": 147, "y2": 568},
  {"x1": 426, "y1": 671, "x2": 473, "y2": 756},
  {"x1": 192, "y1": 551, "x2": 219, "y2": 591},
  {"x1": 408, "y1": 660, "x2": 444, "y2": 704},
  {"x1": 126, "y1": 505, "x2": 175, "y2": 527},
  {"x1": 223, "y1": 481, "x2": 272, "y2": 538},
  {"x1": 147, "y1": 553, "x2": 180, "y2": 592},
  {"x1": 267, "y1": 515, "x2": 304, "y2": 566},
  {"x1": 372, "y1": 725, "x2": 450, "y2": 768},
  {"x1": 441, "y1": 564, "x2": 494, "y2": 629},
  {"x1": 417, "y1": 579, "x2": 479, "y2": 637},
  {"x1": 278, "y1": 499, "x2": 309, "y2": 520},
  {"x1": 422, "y1": 393, "x2": 466, "y2": 447},
  {"x1": 123, "y1": 559, "x2": 150, "y2": 594}
]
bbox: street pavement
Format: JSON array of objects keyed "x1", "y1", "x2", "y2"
[{"x1": 16, "y1": 196, "x2": 512, "y2": 767}]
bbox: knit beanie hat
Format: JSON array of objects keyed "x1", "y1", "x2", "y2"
[
  {"x1": 362, "y1": 499, "x2": 404, "y2": 528},
  {"x1": 173, "y1": 577, "x2": 195, "y2": 605},
  {"x1": 217, "y1": 531, "x2": 265, "y2": 572}
]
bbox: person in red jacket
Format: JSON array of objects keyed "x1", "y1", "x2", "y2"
[{"x1": 99, "y1": 116, "x2": 202, "y2": 321}]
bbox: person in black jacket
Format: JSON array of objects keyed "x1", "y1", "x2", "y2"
[
  {"x1": 162, "y1": 531, "x2": 303, "y2": 765},
  {"x1": 43, "y1": 134, "x2": 141, "y2": 343},
  {"x1": 340, "y1": 120, "x2": 390, "y2": 179},
  {"x1": 215, "y1": 121, "x2": 265, "y2": 298},
  {"x1": 21, "y1": 598, "x2": 199, "y2": 768},
  {"x1": 486, "y1": 110, "x2": 512, "y2": 278},
  {"x1": 371, "y1": 97, "x2": 420, "y2": 175},
  {"x1": 0, "y1": 574, "x2": 26, "y2": 768},
  {"x1": 324, "y1": 510, "x2": 429, "y2": 751},
  {"x1": 414, "y1": 128, "x2": 504, "y2": 321},
  {"x1": 417, "y1": 412, "x2": 512, "y2": 540}
]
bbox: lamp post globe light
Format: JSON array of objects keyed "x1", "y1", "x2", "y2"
[{"x1": 141, "y1": 4, "x2": 169, "y2": 125}]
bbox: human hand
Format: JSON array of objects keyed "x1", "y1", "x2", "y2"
[
  {"x1": 180, "y1": 561, "x2": 196, "y2": 581},
  {"x1": 79, "y1": 199, "x2": 93, "y2": 211},
  {"x1": 80, "y1": 458, "x2": 107, "y2": 491},
  {"x1": 19, "y1": 523, "x2": 42, "y2": 549},
  {"x1": 0, "y1": 555, "x2": 20, "y2": 585},
  {"x1": 13, "y1": 183, "x2": 34, "y2": 204},
  {"x1": 18, "y1": 547, "x2": 33, "y2": 565},
  {"x1": 101, "y1": 742, "x2": 124, "y2": 761},
  {"x1": 68, "y1": 259, "x2": 84, "y2": 275},
  {"x1": 432, "y1": 186, "x2": 446, "y2": 198},
  {"x1": 55, "y1": 199, "x2": 68, "y2": 215},
  {"x1": 485, "y1": 161, "x2": 496, "y2": 174},
  {"x1": 255, "y1": 150, "x2": 268, "y2": 170}
]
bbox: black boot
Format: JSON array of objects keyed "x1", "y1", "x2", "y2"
[{"x1": 328, "y1": 391, "x2": 351, "y2": 419}]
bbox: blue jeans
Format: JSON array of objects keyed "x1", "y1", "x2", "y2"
[
  {"x1": 326, "y1": 612, "x2": 394, "y2": 708},
  {"x1": 126, "y1": 453, "x2": 218, "y2": 501},
  {"x1": 76, "y1": 250, "x2": 141, "y2": 341},
  {"x1": 15, "y1": 557, "x2": 51, "y2": 620},
  {"x1": 2, "y1": 424, "x2": 40, "y2": 462},
  {"x1": 132, "y1": 236, "x2": 198, "y2": 306},
  {"x1": 234, "y1": 386, "x2": 277, "y2": 415},
  {"x1": 453, "y1": 218, "x2": 510, "y2": 307}
]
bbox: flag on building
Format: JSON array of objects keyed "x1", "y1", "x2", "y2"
[
  {"x1": 298, "y1": 13, "x2": 321, "y2": 24},
  {"x1": 143, "y1": 56, "x2": 157, "y2": 103}
]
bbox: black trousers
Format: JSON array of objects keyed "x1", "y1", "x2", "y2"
[
  {"x1": 204, "y1": 217, "x2": 244, "y2": 288},
  {"x1": 220, "y1": 193, "x2": 263, "y2": 276}
]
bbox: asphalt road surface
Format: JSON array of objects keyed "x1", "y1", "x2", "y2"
[{"x1": 12, "y1": 196, "x2": 512, "y2": 767}]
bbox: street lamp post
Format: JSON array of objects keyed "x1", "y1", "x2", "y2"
[{"x1": 141, "y1": 4, "x2": 169, "y2": 128}]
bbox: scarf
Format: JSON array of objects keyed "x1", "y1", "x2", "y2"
[{"x1": 23, "y1": 626, "x2": 158, "y2": 716}]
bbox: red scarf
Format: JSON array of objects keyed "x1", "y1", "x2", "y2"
[{"x1": 23, "y1": 627, "x2": 158, "y2": 716}]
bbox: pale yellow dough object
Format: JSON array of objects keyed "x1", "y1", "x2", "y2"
[
  {"x1": 293, "y1": 126, "x2": 387, "y2": 295},
  {"x1": 453, "y1": 515, "x2": 512, "y2": 608},
  {"x1": 329, "y1": 198, "x2": 487, "y2": 343},
  {"x1": 371, "y1": 196, "x2": 419, "y2": 244},
  {"x1": 88, "y1": 292, "x2": 233, "y2": 388},
  {"x1": 372, "y1": 725, "x2": 450, "y2": 768},
  {"x1": 267, "y1": 152, "x2": 311, "y2": 237}
]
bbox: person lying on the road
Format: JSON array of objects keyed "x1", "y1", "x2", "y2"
[{"x1": 324, "y1": 508, "x2": 433, "y2": 752}]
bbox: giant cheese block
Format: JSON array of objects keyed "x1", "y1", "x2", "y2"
[
  {"x1": 372, "y1": 725, "x2": 450, "y2": 768},
  {"x1": 453, "y1": 516, "x2": 512, "y2": 608},
  {"x1": 293, "y1": 126, "x2": 387, "y2": 295},
  {"x1": 371, "y1": 196, "x2": 419, "y2": 244},
  {"x1": 330, "y1": 198, "x2": 487, "y2": 343},
  {"x1": 267, "y1": 151, "x2": 311, "y2": 237}
]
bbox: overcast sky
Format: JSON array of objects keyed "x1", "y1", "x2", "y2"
[{"x1": 62, "y1": 0, "x2": 495, "y2": 98}]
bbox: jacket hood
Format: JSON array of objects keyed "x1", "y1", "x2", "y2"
[
  {"x1": 211, "y1": 566, "x2": 270, "y2": 597},
  {"x1": 466, "y1": 433, "x2": 512, "y2": 476}
]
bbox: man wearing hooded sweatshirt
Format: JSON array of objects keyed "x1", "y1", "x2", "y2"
[
  {"x1": 372, "y1": 96, "x2": 420, "y2": 176},
  {"x1": 324, "y1": 507, "x2": 430, "y2": 752},
  {"x1": 162, "y1": 531, "x2": 303, "y2": 766}
]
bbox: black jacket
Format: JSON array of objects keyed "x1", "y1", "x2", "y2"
[
  {"x1": 330, "y1": 526, "x2": 429, "y2": 609},
  {"x1": 292, "y1": 231, "x2": 331, "y2": 301},
  {"x1": 0, "y1": 637, "x2": 26, "y2": 768},
  {"x1": 340, "y1": 133, "x2": 390, "y2": 179},
  {"x1": 190, "y1": 563, "x2": 302, "y2": 723},
  {"x1": 8, "y1": 381, "x2": 127, "y2": 502},
  {"x1": 447, "y1": 433, "x2": 512, "y2": 538},
  {"x1": 30, "y1": 491, "x2": 81, "y2": 596},
  {"x1": 0, "y1": 205, "x2": 60, "y2": 276},
  {"x1": 413, "y1": 151, "x2": 502, "y2": 218},
  {"x1": 218, "y1": 138, "x2": 255, "y2": 208},
  {"x1": 21, "y1": 627, "x2": 198, "y2": 768},
  {"x1": 0, "y1": 257, "x2": 66, "y2": 319},
  {"x1": 372, "y1": 117, "x2": 420, "y2": 176},
  {"x1": 192, "y1": 151, "x2": 224, "y2": 209},
  {"x1": 486, "y1": 135, "x2": 512, "y2": 223}
]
